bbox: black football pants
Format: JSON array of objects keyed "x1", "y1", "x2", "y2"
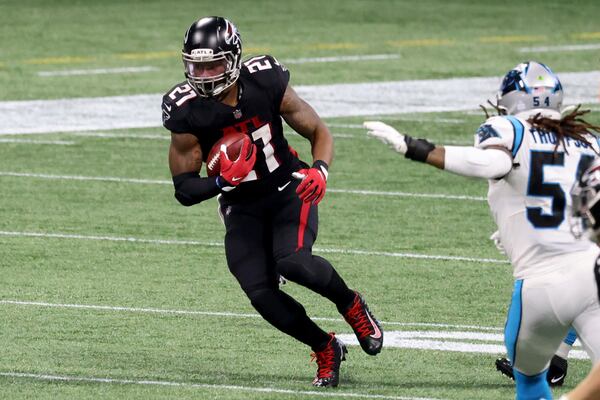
[{"x1": 219, "y1": 179, "x2": 354, "y2": 350}]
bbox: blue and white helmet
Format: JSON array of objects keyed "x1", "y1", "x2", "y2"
[{"x1": 497, "y1": 61, "x2": 563, "y2": 118}]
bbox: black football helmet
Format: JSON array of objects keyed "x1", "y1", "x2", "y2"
[
  {"x1": 570, "y1": 157, "x2": 600, "y2": 243},
  {"x1": 182, "y1": 16, "x2": 242, "y2": 98}
]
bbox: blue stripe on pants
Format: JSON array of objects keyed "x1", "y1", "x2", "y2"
[{"x1": 505, "y1": 279, "x2": 523, "y2": 363}]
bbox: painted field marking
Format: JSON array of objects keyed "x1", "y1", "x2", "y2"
[
  {"x1": 24, "y1": 56, "x2": 95, "y2": 65},
  {"x1": 3, "y1": 300, "x2": 589, "y2": 360},
  {"x1": 38, "y1": 66, "x2": 159, "y2": 77},
  {"x1": 0, "y1": 138, "x2": 74, "y2": 145},
  {"x1": 284, "y1": 54, "x2": 399, "y2": 64},
  {"x1": 571, "y1": 32, "x2": 600, "y2": 40},
  {"x1": 519, "y1": 43, "x2": 600, "y2": 53},
  {"x1": 0, "y1": 372, "x2": 442, "y2": 400},
  {"x1": 2, "y1": 71, "x2": 598, "y2": 134},
  {"x1": 305, "y1": 42, "x2": 362, "y2": 50},
  {"x1": 336, "y1": 331, "x2": 589, "y2": 360},
  {"x1": 479, "y1": 35, "x2": 546, "y2": 43},
  {"x1": 69, "y1": 131, "x2": 169, "y2": 140},
  {"x1": 386, "y1": 39, "x2": 454, "y2": 47},
  {"x1": 0, "y1": 299, "x2": 503, "y2": 331},
  {"x1": 0, "y1": 171, "x2": 487, "y2": 201},
  {"x1": 0, "y1": 231, "x2": 506, "y2": 264}
]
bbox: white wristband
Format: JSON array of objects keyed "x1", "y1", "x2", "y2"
[{"x1": 444, "y1": 146, "x2": 512, "y2": 179}]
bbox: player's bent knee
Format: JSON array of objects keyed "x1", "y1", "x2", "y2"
[{"x1": 275, "y1": 250, "x2": 330, "y2": 289}]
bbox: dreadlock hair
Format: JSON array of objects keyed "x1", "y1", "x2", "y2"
[
  {"x1": 529, "y1": 105, "x2": 600, "y2": 155},
  {"x1": 479, "y1": 102, "x2": 600, "y2": 156},
  {"x1": 479, "y1": 99, "x2": 506, "y2": 119}
]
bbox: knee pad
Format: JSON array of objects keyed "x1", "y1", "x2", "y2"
[{"x1": 276, "y1": 250, "x2": 332, "y2": 290}]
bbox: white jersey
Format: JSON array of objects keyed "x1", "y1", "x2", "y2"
[{"x1": 475, "y1": 113, "x2": 600, "y2": 279}]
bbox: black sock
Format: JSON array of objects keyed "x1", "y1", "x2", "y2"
[
  {"x1": 249, "y1": 287, "x2": 330, "y2": 350},
  {"x1": 310, "y1": 256, "x2": 356, "y2": 310}
]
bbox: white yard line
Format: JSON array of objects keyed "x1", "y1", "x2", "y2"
[
  {"x1": 0, "y1": 372, "x2": 441, "y2": 400},
  {"x1": 0, "y1": 299, "x2": 502, "y2": 331},
  {"x1": 0, "y1": 230, "x2": 506, "y2": 264},
  {"x1": 519, "y1": 43, "x2": 600, "y2": 53},
  {"x1": 4, "y1": 300, "x2": 589, "y2": 359},
  {"x1": 37, "y1": 66, "x2": 159, "y2": 77},
  {"x1": 0, "y1": 171, "x2": 487, "y2": 201},
  {"x1": 0, "y1": 138, "x2": 75, "y2": 145},
  {"x1": 69, "y1": 131, "x2": 169, "y2": 140},
  {"x1": 1, "y1": 71, "x2": 597, "y2": 134}
]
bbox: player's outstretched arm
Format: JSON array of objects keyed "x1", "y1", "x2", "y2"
[
  {"x1": 169, "y1": 132, "x2": 221, "y2": 206},
  {"x1": 364, "y1": 121, "x2": 512, "y2": 180},
  {"x1": 281, "y1": 85, "x2": 332, "y2": 205}
]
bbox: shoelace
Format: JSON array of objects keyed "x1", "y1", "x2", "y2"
[
  {"x1": 310, "y1": 341, "x2": 336, "y2": 378},
  {"x1": 344, "y1": 298, "x2": 374, "y2": 339}
]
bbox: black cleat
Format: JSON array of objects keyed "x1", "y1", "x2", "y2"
[
  {"x1": 495, "y1": 355, "x2": 568, "y2": 387},
  {"x1": 311, "y1": 333, "x2": 347, "y2": 387},
  {"x1": 495, "y1": 357, "x2": 515, "y2": 381},
  {"x1": 547, "y1": 355, "x2": 568, "y2": 386},
  {"x1": 341, "y1": 292, "x2": 383, "y2": 355}
]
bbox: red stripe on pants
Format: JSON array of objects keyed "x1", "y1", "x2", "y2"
[{"x1": 296, "y1": 201, "x2": 311, "y2": 250}]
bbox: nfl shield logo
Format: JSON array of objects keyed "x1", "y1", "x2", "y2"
[{"x1": 233, "y1": 109, "x2": 242, "y2": 119}]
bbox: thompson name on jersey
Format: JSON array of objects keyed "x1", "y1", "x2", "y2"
[{"x1": 475, "y1": 113, "x2": 600, "y2": 278}]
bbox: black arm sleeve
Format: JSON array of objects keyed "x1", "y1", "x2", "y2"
[{"x1": 172, "y1": 172, "x2": 221, "y2": 206}]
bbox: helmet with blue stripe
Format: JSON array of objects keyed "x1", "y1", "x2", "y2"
[{"x1": 497, "y1": 61, "x2": 563, "y2": 117}]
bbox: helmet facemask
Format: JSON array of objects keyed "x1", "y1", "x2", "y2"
[{"x1": 182, "y1": 49, "x2": 241, "y2": 98}]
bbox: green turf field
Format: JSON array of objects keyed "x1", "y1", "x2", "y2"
[{"x1": 1, "y1": 0, "x2": 600, "y2": 399}]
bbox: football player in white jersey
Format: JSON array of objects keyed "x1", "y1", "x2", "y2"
[
  {"x1": 364, "y1": 61, "x2": 600, "y2": 400},
  {"x1": 559, "y1": 158, "x2": 600, "y2": 400}
]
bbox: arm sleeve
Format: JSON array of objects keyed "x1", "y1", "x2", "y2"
[
  {"x1": 444, "y1": 146, "x2": 513, "y2": 179},
  {"x1": 172, "y1": 172, "x2": 221, "y2": 206}
]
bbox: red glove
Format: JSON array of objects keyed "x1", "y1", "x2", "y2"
[
  {"x1": 219, "y1": 137, "x2": 256, "y2": 187},
  {"x1": 292, "y1": 160, "x2": 329, "y2": 205}
]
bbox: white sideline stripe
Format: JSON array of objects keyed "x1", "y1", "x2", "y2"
[
  {"x1": 0, "y1": 299, "x2": 503, "y2": 331},
  {"x1": 0, "y1": 138, "x2": 75, "y2": 145},
  {"x1": 327, "y1": 188, "x2": 485, "y2": 201},
  {"x1": 69, "y1": 131, "x2": 169, "y2": 140},
  {"x1": 37, "y1": 66, "x2": 159, "y2": 77},
  {"x1": 0, "y1": 231, "x2": 507, "y2": 264},
  {"x1": 0, "y1": 171, "x2": 487, "y2": 201},
  {"x1": 283, "y1": 54, "x2": 400, "y2": 64},
  {"x1": 519, "y1": 43, "x2": 600, "y2": 53},
  {"x1": 0, "y1": 372, "x2": 441, "y2": 400},
  {"x1": 2, "y1": 71, "x2": 598, "y2": 134}
]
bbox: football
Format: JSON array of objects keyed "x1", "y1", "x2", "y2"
[{"x1": 205, "y1": 132, "x2": 251, "y2": 176}]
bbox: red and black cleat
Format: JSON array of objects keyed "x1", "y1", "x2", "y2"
[
  {"x1": 341, "y1": 291, "x2": 383, "y2": 355},
  {"x1": 311, "y1": 333, "x2": 347, "y2": 388}
]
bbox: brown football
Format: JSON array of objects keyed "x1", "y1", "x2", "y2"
[{"x1": 205, "y1": 132, "x2": 250, "y2": 176}]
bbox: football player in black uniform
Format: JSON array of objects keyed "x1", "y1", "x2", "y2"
[{"x1": 162, "y1": 16, "x2": 383, "y2": 387}]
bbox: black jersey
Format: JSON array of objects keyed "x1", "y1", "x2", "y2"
[{"x1": 162, "y1": 55, "x2": 301, "y2": 201}]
